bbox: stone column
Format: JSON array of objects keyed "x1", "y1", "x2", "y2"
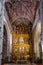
[
  {"x1": 40, "y1": 0, "x2": 43, "y2": 59},
  {"x1": 0, "y1": 0, "x2": 4, "y2": 65},
  {"x1": 32, "y1": 8, "x2": 41, "y2": 59}
]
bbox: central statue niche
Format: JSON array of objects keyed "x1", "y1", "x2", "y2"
[{"x1": 12, "y1": 22, "x2": 33, "y2": 62}]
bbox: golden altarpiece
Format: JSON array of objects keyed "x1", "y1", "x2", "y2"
[{"x1": 12, "y1": 23, "x2": 33, "y2": 62}]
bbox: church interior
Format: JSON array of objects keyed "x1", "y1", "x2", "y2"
[{"x1": 0, "y1": 0, "x2": 43, "y2": 65}]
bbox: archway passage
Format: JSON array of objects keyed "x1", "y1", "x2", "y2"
[
  {"x1": 12, "y1": 19, "x2": 33, "y2": 63},
  {"x1": 2, "y1": 25, "x2": 7, "y2": 63}
]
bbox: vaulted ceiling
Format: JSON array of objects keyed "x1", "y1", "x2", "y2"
[{"x1": 5, "y1": 0, "x2": 39, "y2": 30}]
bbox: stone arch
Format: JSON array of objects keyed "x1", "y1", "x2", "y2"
[
  {"x1": 2, "y1": 21, "x2": 12, "y2": 63},
  {"x1": 12, "y1": 18, "x2": 32, "y2": 26},
  {"x1": 12, "y1": 18, "x2": 33, "y2": 32}
]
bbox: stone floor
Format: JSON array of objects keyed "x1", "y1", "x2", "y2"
[{"x1": 3, "y1": 63, "x2": 42, "y2": 65}]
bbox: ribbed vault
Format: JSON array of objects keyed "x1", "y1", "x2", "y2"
[{"x1": 5, "y1": 0, "x2": 39, "y2": 30}]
